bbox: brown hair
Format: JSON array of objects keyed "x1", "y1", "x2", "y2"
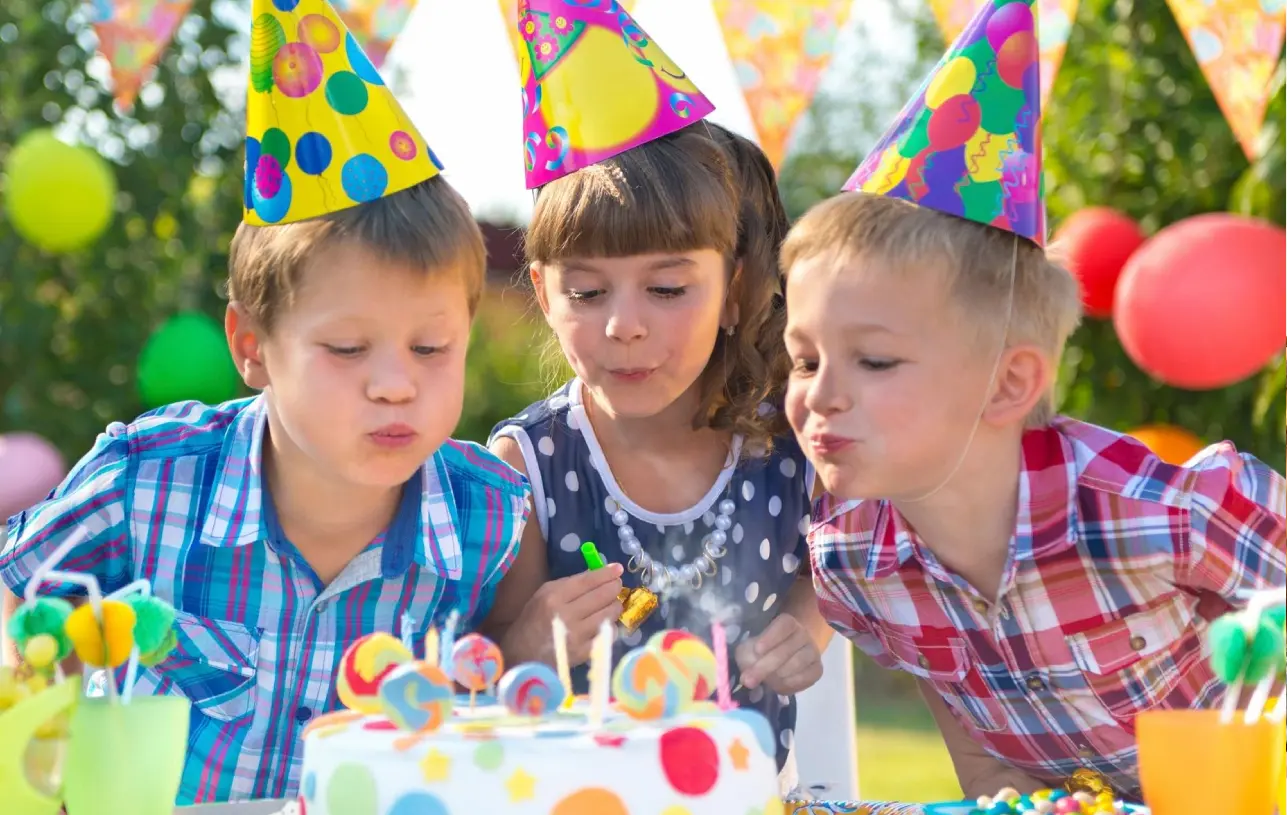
[
  {"x1": 525, "y1": 123, "x2": 791, "y2": 447},
  {"x1": 228, "y1": 176, "x2": 486, "y2": 333},
  {"x1": 781, "y1": 193, "x2": 1083, "y2": 425}
]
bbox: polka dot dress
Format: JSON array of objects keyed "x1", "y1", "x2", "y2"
[{"x1": 491, "y1": 380, "x2": 813, "y2": 770}]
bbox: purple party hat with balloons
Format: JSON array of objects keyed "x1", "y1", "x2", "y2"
[
  {"x1": 843, "y1": 0, "x2": 1045, "y2": 246},
  {"x1": 517, "y1": 0, "x2": 716, "y2": 189},
  {"x1": 243, "y1": 0, "x2": 443, "y2": 225}
]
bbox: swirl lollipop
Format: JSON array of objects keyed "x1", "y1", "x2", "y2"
[
  {"x1": 498, "y1": 662, "x2": 567, "y2": 718},
  {"x1": 378, "y1": 661, "x2": 455, "y2": 732},
  {"x1": 338, "y1": 633, "x2": 413, "y2": 714},
  {"x1": 646, "y1": 629, "x2": 717, "y2": 704},
  {"x1": 451, "y1": 633, "x2": 504, "y2": 709},
  {"x1": 611, "y1": 646, "x2": 693, "y2": 720}
]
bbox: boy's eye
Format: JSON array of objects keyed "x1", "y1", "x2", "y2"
[
  {"x1": 325, "y1": 345, "x2": 364, "y2": 357},
  {"x1": 649, "y1": 286, "x2": 687, "y2": 298},
  {"x1": 565, "y1": 289, "x2": 602, "y2": 302},
  {"x1": 412, "y1": 345, "x2": 445, "y2": 357},
  {"x1": 858, "y1": 358, "x2": 899, "y2": 372}
]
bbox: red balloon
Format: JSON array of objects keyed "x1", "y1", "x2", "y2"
[
  {"x1": 1053, "y1": 207, "x2": 1146, "y2": 318},
  {"x1": 1113, "y1": 213, "x2": 1286, "y2": 390},
  {"x1": 927, "y1": 95, "x2": 981, "y2": 150}
]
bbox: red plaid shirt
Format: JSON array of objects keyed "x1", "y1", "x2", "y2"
[{"x1": 810, "y1": 418, "x2": 1286, "y2": 798}]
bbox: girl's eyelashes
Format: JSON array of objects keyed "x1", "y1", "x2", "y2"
[
  {"x1": 565, "y1": 288, "x2": 603, "y2": 302},
  {"x1": 649, "y1": 286, "x2": 687, "y2": 298},
  {"x1": 321, "y1": 344, "x2": 449, "y2": 358},
  {"x1": 324, "y1": 344, "x2": 363, "y2": 357},
  {"x1": 857, "y1": 358, "x2": 901, "y2": 372}
]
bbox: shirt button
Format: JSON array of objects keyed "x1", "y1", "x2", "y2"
[
  {"x1": 1129, "y1": 635, "x2": 1146, "y2": 651},
  {"x1": 315, "y1": 600, "x2": 330, "y2": 614},
  {"x1": 972, "y1": 597, "x2": 988, "y2": 614},
  {"x1": 295, "y1": 707, "x2": 313, "y2": 724},
  {"x1": 1078, "y1": 745, "x2": 1095, "y2": 760},
  {"x1": 1025, "y1": 674, "x2": 1047, "y2": 692},
  {"x1": 917, "y1": 655, "x2": 931, "y2": 670}
]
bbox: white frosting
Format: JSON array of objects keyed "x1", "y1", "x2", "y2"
[{"x1": 299, "y1": 704, "x2": 784, "y2": 815}]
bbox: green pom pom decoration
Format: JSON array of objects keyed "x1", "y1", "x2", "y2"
[
  {"x1": 1264, "y1": 604, "x2": 1286, "y2": 634},
  {"x1": 7, "y1": 598, "x2": 74, "y2": 660},
  {"x1": 1208, "y1": 614, "x2": 1249, "y2": 683},
  {"x1": 122, "y1": 595, "x2": 177, "y2": 656},
  {"x1": 139, "y1": 627, "x2": 178, "y2": 667},
  {"x1": 1244, "y1": 617, "x2": 1286, "y2": 682}
]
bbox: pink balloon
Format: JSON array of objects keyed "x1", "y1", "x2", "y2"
[{"x1": 0, "y1": 433, "x2": 66, "y2": 518}]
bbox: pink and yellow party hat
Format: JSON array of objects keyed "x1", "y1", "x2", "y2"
[
  {"x1": 843, "y1": 0, "x2": 1045, "y2": 245},
  {"x1": 244, "y1": 0, "x2": 442, "y2": 225},
  {"x1": 517, "y1": 0, "x2": 716, "y2": 189}
]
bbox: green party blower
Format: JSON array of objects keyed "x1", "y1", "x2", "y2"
[{"x1": 581, "y1": 541, "x2": 607, "y2": 571}]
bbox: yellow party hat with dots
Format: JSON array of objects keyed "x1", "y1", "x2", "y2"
[
  {"x1": 244, "y1": 0, "x2": 442, "y2": 225},
  {"x1": 518, "y1": 0, "x2": 715, "y2": 189}
]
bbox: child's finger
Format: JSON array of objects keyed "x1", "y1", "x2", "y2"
[
  {"x1": 739, "y1": 640, "x2": 799, "y2": 689},
  {"x1": 752, "y1": 615, "x2": 800, "y2": 655}
]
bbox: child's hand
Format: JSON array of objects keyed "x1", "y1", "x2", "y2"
[
  {"x1": 502, "y1": 564, "x2": 624, "y2": 667},
  {"x1": 734, "y1": 614, "x2": 823, "y2": 695}
]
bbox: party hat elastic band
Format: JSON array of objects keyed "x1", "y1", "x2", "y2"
[
  {"x1": 244, "y1": 0, "x2": 442, "y2": 225},
  {"x1": 518, "y1": 0, "x2": 715, "y2": 189},
  {"x1": 843, "y1": 0, "x2": 1045, "y2": 246}
]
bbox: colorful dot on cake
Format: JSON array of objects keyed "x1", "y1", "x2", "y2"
[
  {"x1": 337, "y1": 632, "x2": 413, "y2": 713},
  {"x1": 473, "y1": 739, "x2": 505, "y2": 771},
  {"x1": 551, "y1": 787, "x2": 630, "y2": 815},
  {"x1": 659, "y1": 726, "x2": 720, "y2": 796},
  {"x1": 388, "y1": 792, "x2": 450, "y2": 815},
  {"x1": 326, "y1": 763, "x2": 378, "y2": 815},
  {"x1": 660, "y1": 807, "x2": 693, "y2": 815},
  {"x1": 647, "y1": 629, "x2": 717, "y2": 702}
]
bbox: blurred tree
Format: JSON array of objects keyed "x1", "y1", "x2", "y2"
[
  {"x1": 1044, "y1": 0, "x2": 1286, "y2": 472},
  {"x1": 0, "y1": 0, "x2": 246, "y2": 463}
]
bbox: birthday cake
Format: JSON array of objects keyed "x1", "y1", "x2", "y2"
[{"x1": 298, "y1": 627, "x2": 784, "y2": 815}]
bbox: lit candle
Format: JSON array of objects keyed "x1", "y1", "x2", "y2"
[
  {"x1": 587, "y1": 618, "x2": 613, "y2": 728},
  {"x1": 424, "y1": 627, "x2": 440, "y2": 665},
  {"x1": 552, "y1": 615, "x2": 573, "y2": 709},
  {"x1": 438, "y1": 610, "x2": 460, "y2": 674},
  {"x1": 712, "y1": 621, "x2": 733, "y2": 711}
]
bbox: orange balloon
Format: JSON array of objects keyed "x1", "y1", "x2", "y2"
[{"x1": 1127, "y1": 424, "x2": 1205, "y2": 465}]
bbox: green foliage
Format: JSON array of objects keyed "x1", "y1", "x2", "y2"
[
  {"x1": 0, "y1": 0, "x2": 246, "y2": 463},
  {"x1": 1044, "y1": 0, "x2": 1286, "y2": 471}
]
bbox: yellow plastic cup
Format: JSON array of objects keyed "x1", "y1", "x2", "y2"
[
  {"x1": 0, "y1": 678, "x2": 79, "y2": 815},
  {"x1": 1138, "y1": 709, "x2": 1281, "y2": 815},
  {"x1": 63, "y1": 694, "x2": 190, "y2": 815}
]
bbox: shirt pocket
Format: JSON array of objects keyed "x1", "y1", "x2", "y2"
[
  {"x1": 877, "y1": 627, "x2": 1008, "y2": 733},
  {"x1": 1066, "y1": 596, "x2": 1211, "y2": 725},
  {"x1": 154, "y1": 610, "x2": 261, "y2": 723}
]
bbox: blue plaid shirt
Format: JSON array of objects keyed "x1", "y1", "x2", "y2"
[{"x1": 0, "y1": 397, "x2": 530, "y2": 804}]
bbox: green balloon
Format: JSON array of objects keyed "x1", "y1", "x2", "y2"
[
  {"x1": 136, "y1": 312, "x2": 241, "y2": 408},
  {"x1": 261, "y1": 127, "x2": 292, "y2": 170},
  {"x1": 5, "y1": 129, "x2": 116, "y2": 254},
  {"x1": 326, "y1": 72, "x2": 369, "y2": 116}
]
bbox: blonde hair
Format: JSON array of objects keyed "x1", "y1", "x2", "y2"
[
  {"x1": 781, "y1": 193, "x2": 1083, "y2": 425},
  {"x1": 229, "y1": 176, "x2": 486, "y2": 333},
  {"x1": 525, "y1": 123, "x2": 790, "y2": 447}
]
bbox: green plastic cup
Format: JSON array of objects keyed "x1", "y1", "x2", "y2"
[
  {"x1": 0, "y1": 678, "x2": 78, "y2": 815},
  {"x1": 64, "y1": 695, "x2": 190, "y2": 815}
]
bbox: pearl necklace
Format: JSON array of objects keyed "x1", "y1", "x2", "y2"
[{"x1": 611, "y1": 497, "x2": 736, "y2": 595}]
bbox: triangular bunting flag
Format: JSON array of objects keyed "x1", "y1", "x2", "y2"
[
  {"x1": 844, "y1": 0, "x2": 1046, "y2": 245},
  {"x1": 713, "y1": 0, "x2": 853, "y2": 168},
  {"x1": 517, "y1": 0, "x2": 715, "y2": 189},
  {"x1": 1166, "y1": 0, "x2": 1285, "y2": 160},
  {"x1": 332, "y1": 0, "x2": 419, "y2": 69},
  {"x1": 244, "y1": 0, "x2": 442, "y2": 225},
  {"x1": 498, "y1": 0, "x2": 635, "y2": 72},
  {"x1": 91, "y1": 0, "x2": 192, "y2": 109}
]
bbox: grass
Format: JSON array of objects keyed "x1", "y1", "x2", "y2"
[{"x1": 852, "y1": 656, "x2": 964, "y2": 803}]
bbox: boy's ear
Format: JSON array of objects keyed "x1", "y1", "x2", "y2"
[
  {"x1": 529, "y1": 262, "x2": 552, "y2": 318},
  {"x1": 225, "y1": 303, "x2": 269, "y2": 390},
  {"x1": 982, "y1": 343, "x2": 1051, "y2": 428}
]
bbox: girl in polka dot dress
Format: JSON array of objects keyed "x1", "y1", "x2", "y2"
[{"x1": 482, "y1": 122, "x2": 831, "y2": 787}]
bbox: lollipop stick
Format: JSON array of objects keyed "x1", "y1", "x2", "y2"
[
  {"x1": 1268, "y1": 689, "x2": 1287, "y2": 724},
  {"x1": 469, "y1": 688, "x2": 477, "y2": 711},
  {"x1": 1244, "y1": 674, "x2": 1276, "y2": 724}
]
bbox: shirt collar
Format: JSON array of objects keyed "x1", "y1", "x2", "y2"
[
  {"x1": 199, "y1": 395, "x2": 463, "y2": 579},
  {"x1": 822, "y1": 424, "x2": 1082, "y2": 581}
]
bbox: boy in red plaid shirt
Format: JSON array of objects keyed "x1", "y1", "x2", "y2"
[{"x1": 778, "y1": 0, "x2": 1286, "y2": 800}]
